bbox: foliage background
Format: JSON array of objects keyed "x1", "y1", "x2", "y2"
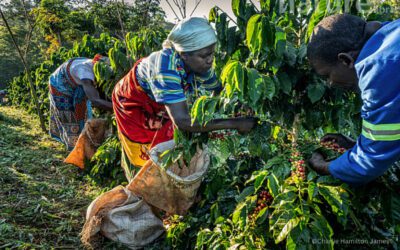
[
  {"x1": 0, "y1": 0, "x2": 166, "y2": 88},
  {"x1": 1, "y1": 0, "x2": 400, "y2": 249}
]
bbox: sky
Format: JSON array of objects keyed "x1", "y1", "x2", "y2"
[
  {"x1": 1, "y1": 0, "x2": 257, "y2": 24},
  {"x1": 159, "y1": 0, "x2": 237, "y2": 23},
  {"x1": 0, "y1": 0, "x2": 260, "y2": 24}
]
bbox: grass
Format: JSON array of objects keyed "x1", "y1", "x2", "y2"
[{"x1": 0, "y1": 106, "x2": 123, "y2": 249}]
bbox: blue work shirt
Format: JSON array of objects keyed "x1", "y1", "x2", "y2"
[{"x1": 329, "y1": 19, "x2": 400, "y2": 185}]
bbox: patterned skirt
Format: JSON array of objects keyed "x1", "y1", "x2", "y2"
[
  {"x1": 49, "y1": 58, "x2": 92, "y2": 150},
  {"x1": 112, "y1": 59, "x2": 174, "y2": 180}
]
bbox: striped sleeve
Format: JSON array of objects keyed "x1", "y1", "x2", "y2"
[
  {"x1": 147, "y1": 50, "x2": 186, "y2": 104},
  {"x1": 149, "y1": 70, "x2": 186, "y2": 104},
  {"x1": 197, "y1": 68, "x2": 222, "y2": 91}
]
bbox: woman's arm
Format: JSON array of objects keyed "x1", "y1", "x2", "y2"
[
  {"x1": 81, "y1": 80, "x2": 113, "y2": 111},
  {"x1": 165, "y1": 101, "x2": 256, "y2": 133}
]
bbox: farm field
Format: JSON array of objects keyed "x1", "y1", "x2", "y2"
[
  {"x1": 0, "y1": 106, "x2": 123, "y2": 249},
  {"x1": 1, "y1": 0, "x2": 400, "y2": 249}
]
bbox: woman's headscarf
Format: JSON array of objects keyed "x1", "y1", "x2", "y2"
[
  {"x1": 163, "y1": 17, "x2": 217, "y2": 52},
  {"x1": 92, "y1": 54, "x2": 110, "y2": 64}
]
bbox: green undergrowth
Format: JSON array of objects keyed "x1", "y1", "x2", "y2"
[{"x1": 0, "y1": 105, "x2": 124, "y2": 249}]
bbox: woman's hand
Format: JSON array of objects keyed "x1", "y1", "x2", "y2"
[
  {"x1": 234, "y1": 117, "x2": 258, "y2": 134},
  {"x1": 165, "y1": 101, "x2": 258, "y2": 133},
  {"x1": 309, "y1": 152, "x2": 331, "y2": 175},
  {"x1": 321, "y1": 133, "x2": 356, "y2": 149},
  {"x1": 81, "y1": 80, "x2": 113, "y2": 111}
]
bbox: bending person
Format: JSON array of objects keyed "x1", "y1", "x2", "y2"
[
  {"x1": 307, "y1": 14, "x2": 400, "y2": 185},
  {"x1": 112, "y1": 17, "x2": 257, "y2": 180},
  {"x1": 49, "y1": 54, "x2": 113, "y2": 150}
]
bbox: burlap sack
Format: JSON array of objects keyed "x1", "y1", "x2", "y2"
[
  {"x1": 127, "y1": 140, "x2": 210, "y2": 215},
  {"x1": 65, "y1": 118, "x2": 110, "y2": 169},
  {"x1": 81, "y1": 186, "x2": 164, "y2": 249}
]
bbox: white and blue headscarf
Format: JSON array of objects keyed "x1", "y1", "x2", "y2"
[{"x1": 163, "y1": 17, "x2": 217, "y2": 52}]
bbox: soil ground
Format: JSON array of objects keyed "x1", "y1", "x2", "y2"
[{"x1": 0, "y1": 106, "x2": 122, "y2": 249}]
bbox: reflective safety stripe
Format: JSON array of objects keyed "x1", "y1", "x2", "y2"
[
  {"x1": 362, "y1": 126, "x2": 400, "y2": 135},
  {"x1": 363, "y1": 120, "x2": 400, "y2": 131},
  {"x1": 362, "y1": 120, "x2": 400, "y2": 141}
]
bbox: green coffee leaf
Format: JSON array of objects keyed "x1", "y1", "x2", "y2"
[
  {"x1": 276, "y1": 216, "x2": 301, "y2": 243},
  {"x1": 318, "y1": 184, "x2": 350, "y2": 226},
  {"x1": 381, "y1": 191, "x2": 400, "y2": 224},
  {"x1": 307, "y1": 83, "x2": 326, "y2": 103},
  {"x1": 209, "y1": 6, "x2": 218, "y2": 23},
  {"x1": 232, "y1": 0, "x2": 245, "y2": 18},
  {"x1": 267, "y1": 174, "x2": 280, "y2": 197},
  {"x1": 220, "y1": 61, "x2": 245, "y2": 99}
]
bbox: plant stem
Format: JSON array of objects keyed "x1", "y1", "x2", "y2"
[
  {"x1": 0, "y1": 6, "x2": 46, "y2": 133},
  {"x1": 249, "y1": 0, "x2": 260, "y2": 12},
  {"x1": 165, "y1": 0, "x2": 181, "y2": 20},
  {"x1": 189, "y1": 0, "x2": 202, "y2": 17},
  {"x1": 292, "y1": 114, "x2": 300, "y2": 143},
  {"x1": 215, "y1": 6, "x2": 238, "y2": 26}
]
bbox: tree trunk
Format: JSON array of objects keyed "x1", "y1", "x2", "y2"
[{"x1": 0, "y1": 7, "x2": 47, "y2": 133}]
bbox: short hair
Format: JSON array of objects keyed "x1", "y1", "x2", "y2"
[{"x1": 307, "y1": 14, "x2": 366, "y2": 65}]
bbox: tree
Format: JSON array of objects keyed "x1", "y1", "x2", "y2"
[
  {"x1": 87, "y1": 0, "x2": 165, "y2": 40},
  {"x1": 31, "y1": 0, "x2": 70, "y2": 52},
  {"x1": 0, "y1": 5, "x2": 46, "y2": 132},
  {"x1": 132, "y1": 0, "x2": 165, "y2": 28},
  {"x1": 0, "y1": 0, "x2": 43, "y2": 88}
]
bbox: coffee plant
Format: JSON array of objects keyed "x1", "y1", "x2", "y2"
[
  {"x1": 7, "y1": 27, "x2": 167, "y2": 123},
  {"x1": 7, "y1": 27, "x2": 166, "y2": 187},
  {"x1": 154, "y1": 0, "x2": 400, "y2": 248},
  {"x1": 6, "y1": 0, "x2": 400, "y2": 248}
]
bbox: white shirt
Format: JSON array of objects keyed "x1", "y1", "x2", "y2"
[{"x1": 69, "y1": 58, "x2": 95, "y2": 85}]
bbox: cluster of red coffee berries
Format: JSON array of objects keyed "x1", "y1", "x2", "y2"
[
  {"x1": 248, "y1": 190, "x2": 273, "y2": 220},
  {"x1": 208, "y1": 131, "x2": 232, "y2": 140},
  {"x1": 320, "y1": 141, "x2": 346, "y2": 154},
  {"x1": 290, "y1": 149, "x2": 306, "y2": 180}
]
